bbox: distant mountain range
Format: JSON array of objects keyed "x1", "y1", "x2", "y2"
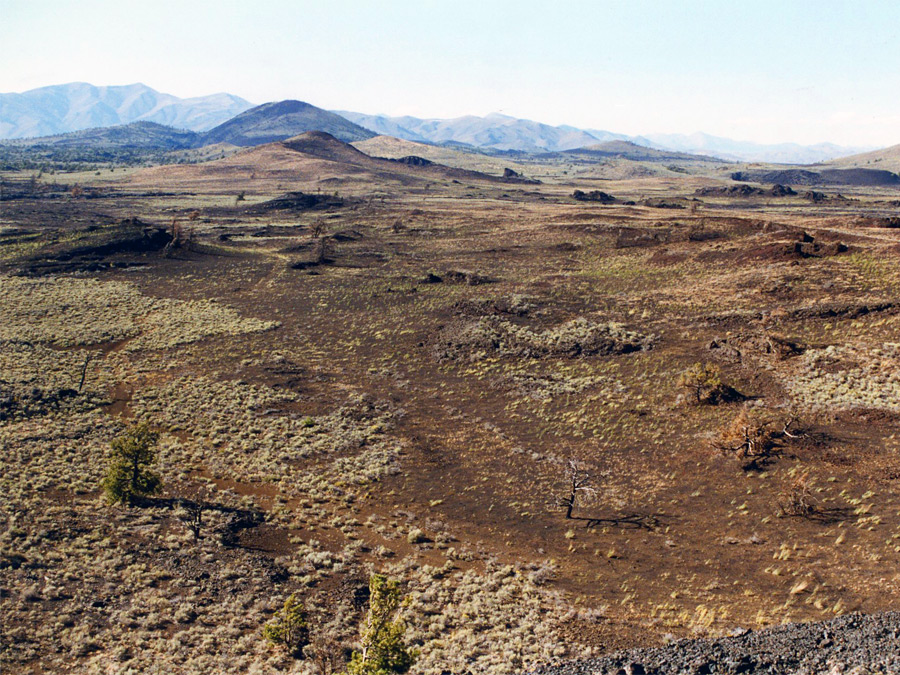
[
  {"x1": 0, "y1": 82, "x2": 885, "y2": 164},
  {"x1": 335, "y1": 111, "x2": 607, "y2": 153},
  {"x1": 0, "y1": 83, "x2": 253, "y2": 139},
  {"x1": 3, "y1": 100, "x2": 376, "y2": 155},
  {"x1": 639, "y1": 132, "x2": 872, "y2": 165},
  {"x1": 337, "y1": 111, "x2": 874, "y2": 163}
]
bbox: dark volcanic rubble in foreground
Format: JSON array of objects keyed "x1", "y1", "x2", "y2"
[{"x1": 531, "y1": 612, "x2": 900, "y2": 675}]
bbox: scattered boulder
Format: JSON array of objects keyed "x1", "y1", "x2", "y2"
[
  {"x1": 434, "y1": 316, "x2": 654, "y2": 361},
  {"x1": 420, "y1": 272, "x2": 443, "y2": 284},
  {"x1": 573, "y1": 189, "x2": 616, "y2": 203},
  {"x1": 442, "y1": 269, "x2": 494, "y2": 286},
  {"x1": 803, "y1": 190, "x2": 827, "y2": 203},
  {"x1": 392, "y1": 155, "x2": 433, "y2": 167},
  {"x1": 709, "y1": 333, "x2": 805, "y2": 363},
  {"x1": 532, "y1": 611, "x2": 900, "y2": 675},
  {"x1": 769, "y1": 183, "x2": 796, "y2": 196},
  {"x1": 732, "y1": 168, "x2": 900, "y2": 187},
  {"x1": 696, "y1": 185, "x2": 763, "y2": 197},
  {"x1": 640, "y1": 197, "x2": 689, "y2": 209},
  {"x1": 249, "y1": 191, "x2": 342, "y2": 212},
  {"x1": 788, "y1": 240, "x2": 848, "y2": 258},
  {"x1": 695, "y1": 184, "x2": 796, "y2": 198},
  {"x1": 500, "y1": 167, "x2": 539, "y2": 184}
]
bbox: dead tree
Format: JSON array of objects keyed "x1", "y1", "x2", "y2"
[
  {"x1": 777, "y1": 472, "x2": 819, "y2": 518},
  {"x1": 77, "y1": 354, "x2": 92, "y2": 393},
  {"x1": 163, "y1": 217, "x2": 181, "y2": 257},
  {"x1": 558, "y1": 460, "x2": 595, "y2": 519},
  {"x1": 315, "y1": 236, "x2": 331, "y2": 264},
  {"x1": 181, "y1": 499, "x2": 209, "y2": 539},
  {"x1": 175, "y1": 483, "x2": 214, "y2": 539},
  {"x1": 780, "y1": 412, "x2": 806, "y2": 439},
  {"x1": 305, "y1": 633, "x2": 345, "y2": 674}
]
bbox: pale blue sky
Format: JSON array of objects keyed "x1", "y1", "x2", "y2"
[{"x1": 2, "y1": 0, "x2": 898, "y2": 146}]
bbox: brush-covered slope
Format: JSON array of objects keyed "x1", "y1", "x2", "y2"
[
  {"x1": 353, "y1": 135, "x2": 534, "y2": 175},
  {"x1": 127, "y1": 131, "x2": 503, "y2": 194},
  {"x1": 280, "y1": 130, "x2": 377, "y2": 163},
  {"x1": 561, "y1": 140, "x2": 721, "y2": 163},
  {"x1": 823, "y1": 143, "x2": 900, "y2": 173},
  {"x1": 1, "y1": 121, "x2": 199, "y2": 150},
  {"x1": 202, "y1": 100, "x2": 376, "y2": 147}
]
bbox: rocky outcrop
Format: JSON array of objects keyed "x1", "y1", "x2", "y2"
[{"x1": 530, "y1": 612, "x2": 900, "y2": 675}]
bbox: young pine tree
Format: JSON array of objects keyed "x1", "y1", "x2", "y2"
[
  {"x1": 347, "y1": 574, "x2": 416, "y2": 675},
  {"x1": 263, "y1": 594, "x2": 309, "y2": 658},
  {"x1": 102, "y1": 423, "x2": 162, "y2": 504}
]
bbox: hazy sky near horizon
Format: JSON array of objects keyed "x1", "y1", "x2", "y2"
[{"x1": 2, "y1": 0, "x2": 899, "y2": 147}]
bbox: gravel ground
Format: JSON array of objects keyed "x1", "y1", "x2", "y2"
[{"x1": 531, "y1": 612, "x2": 900, "y2": 675}]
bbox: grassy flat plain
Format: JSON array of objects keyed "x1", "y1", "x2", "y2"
[{"x1": 1, "y1": 135, "x2": 899, "y2": 674}]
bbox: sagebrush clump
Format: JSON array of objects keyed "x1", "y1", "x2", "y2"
[{"x1": 678, "y1": 362, "x2": 737, "y2": 404}]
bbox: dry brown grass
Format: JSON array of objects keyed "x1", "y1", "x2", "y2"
[{"x1": 2, "y1": 148, "x2": 900, "y2": 674}]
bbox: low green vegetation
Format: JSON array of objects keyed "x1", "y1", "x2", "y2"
[
  {"x1": 263, "y1": 594, "x2": 309, "y2": 658},
  {"x1": 102, "y1": 423, "x2": 162, "y2": 504},
  {"x1": 348, "y1": 575, "x2": 417, "y2": 675},
  {"x1": 3, "y1": 141, "x2": 900, "y2": 675}
]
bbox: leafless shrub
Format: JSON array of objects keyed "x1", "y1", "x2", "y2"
[
  {"x1": 712, "y1": 407, "x2": 779, "y2": 468},
  {"x1": 777, "y1": 472, "x2": 819, "y2": 518},
  {"x1": 163, "y1": 217, "x2": 193, "y2": 256},
  {"x1": 526, "y1": 561, "x2": 558, "y2": 586},
  {"x1": 316, "y1": 236, "x2": 332, "y2": 264},
  {"x1": 305, "y1": 632, "x2": 347, "y2": 674},
  {"x1": 557, "y1": 460, "x2": 596, "y2": 519},
  {"x1": 175, "y1": 482, "x2": 215, "y2": 539}
]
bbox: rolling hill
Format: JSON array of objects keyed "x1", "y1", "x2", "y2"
[
  {"x1": 560, "y1": 140, "x2": 722, "y2": 163},
  {"x1": 352, "y1": 135, "x2": 535, "y2": 175},
  {"x1": 4, "y1": 99, "x2": 377, "y2": 151},
  {"x1": 202, "y1": 101, "x2": 376, "y2": 146},
  {"x1": 1, "y1": 121, "x2": 199, "y2": 150},
  {"x1": 0, "y1": 101, "x2": 380, "y2": 167},
  {"x1": 822, "y1": 143, "x2": 900, "y2": 173},
  {"x1": 126, "y1": 131, "x2": 509, "y2": 194}
]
